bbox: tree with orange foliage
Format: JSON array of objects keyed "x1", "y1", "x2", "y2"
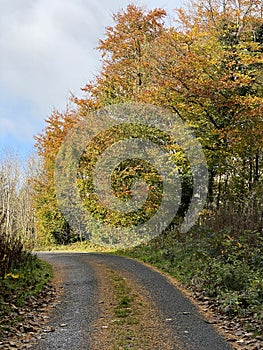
[
  {"x1": 34, "y1": 108, "x2": 81, "y2": 244},
  {"x1": 80, "y1": 5, "x2": 167, "y2": 106},
  {"x1": 35, "y1": 1, "x2": 263, "y2": 243},
  {"x1": 138, "y1": 0, "x2": 263, "y2": 213}
]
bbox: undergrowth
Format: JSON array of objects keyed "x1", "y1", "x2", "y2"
[
  {"x1": 0, "y1": 252, "x2": 52, "y2": 337},
  {"x1": 118, "y1": 227, "x2": 263, "y2": 336}
]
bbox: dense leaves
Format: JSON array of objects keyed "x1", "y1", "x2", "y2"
[
  {"x1": 34, "y1": 109, "x2": 80, "y2": 244},
  {"x1": 35, "y1": 1, "x2": 263, "y2": 250}
]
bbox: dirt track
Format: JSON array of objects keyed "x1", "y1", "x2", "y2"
[{"x1": 33, "y1": 252, "x2": 233, "y2": 350}]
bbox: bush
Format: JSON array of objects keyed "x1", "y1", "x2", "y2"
[
  {"x1": 0, "y1": 252, "x2": 52, "y2": 318},
  {"x1": 120, "y1": 226, "x2": 263, "y2": 334},
  {"x1": 0, "y1": 220, "x2": 23, "y2": 279}
]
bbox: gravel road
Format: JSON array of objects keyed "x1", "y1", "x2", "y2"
[{"x1": 34, "y1": 252, "x2": 233, "y2": 350}]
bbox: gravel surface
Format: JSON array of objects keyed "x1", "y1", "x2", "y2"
[
  {"x1": 33, "y1": 253, "x2": 98, "y2": 350},
  {"x1": 34, "y1": 252, "x2": 233, "y2": 350}
]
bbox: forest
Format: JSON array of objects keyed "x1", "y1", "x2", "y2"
[{"x1": 1, "y1": 0, "x2": 263, "y2": 342}]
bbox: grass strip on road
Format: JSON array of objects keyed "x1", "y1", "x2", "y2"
[{"x1": 90, "y1": 259, "x2": 178, "y2": 350}]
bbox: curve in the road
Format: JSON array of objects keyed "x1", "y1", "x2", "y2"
[{"x1": 34, "y1": 252, "x2": 233, "y2": 350}]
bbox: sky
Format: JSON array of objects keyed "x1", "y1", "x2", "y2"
[{"x1": 0, "y1": 0, "x2": 182, "y2": 158}]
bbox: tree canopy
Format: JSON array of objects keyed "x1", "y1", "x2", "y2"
[{"x1": 34, "y1": 0, "x2": 263, "y2": 244}]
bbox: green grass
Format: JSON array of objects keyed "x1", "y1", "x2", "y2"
[
  {"x1": 109, "y1": 270, "x2": 135, "y2": 321},
  {"x1": 0, "y1": 252, "x2": 53, "y2": 337},
  {"x1": 34, "y1": 240, "x2": 111, "y2": 252},
  {"x1": 108, "y1": 269, "x2": 142, "y2": 348}
]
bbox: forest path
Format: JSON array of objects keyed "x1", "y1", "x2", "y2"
[{"x1": 33, "y1": 252, "x2": 233, "y2": 350}]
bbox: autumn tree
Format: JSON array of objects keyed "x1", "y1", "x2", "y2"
[
  {"x1": 80, "y1": 5, "x2": 167, "y2": 107},
  {"x1": 35, "y1": 1, "x2": 263, "y2": 245},
  {"x1": 76, "y1": 5, "x2": 196, "y2": 224},
  {"x1": 69, "y1": 2, "x2": 263, "y2": 236},
  {"x1": 34, "y1": 108, "x2": 81, "y2": 244},
  {"x1": 118, "y1": 2, "x2": 262, "y2": 230}
]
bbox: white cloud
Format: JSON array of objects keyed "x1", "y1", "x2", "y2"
[
  {"x1": 0, "y1": 0, "x2": 181, "y2": 149},
  {"x1": 0, "y1": 0, "x2": 108, "y2": 110},
  {"x1": 0, "y1": 117, "x2": 16, "y2": 137}
]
